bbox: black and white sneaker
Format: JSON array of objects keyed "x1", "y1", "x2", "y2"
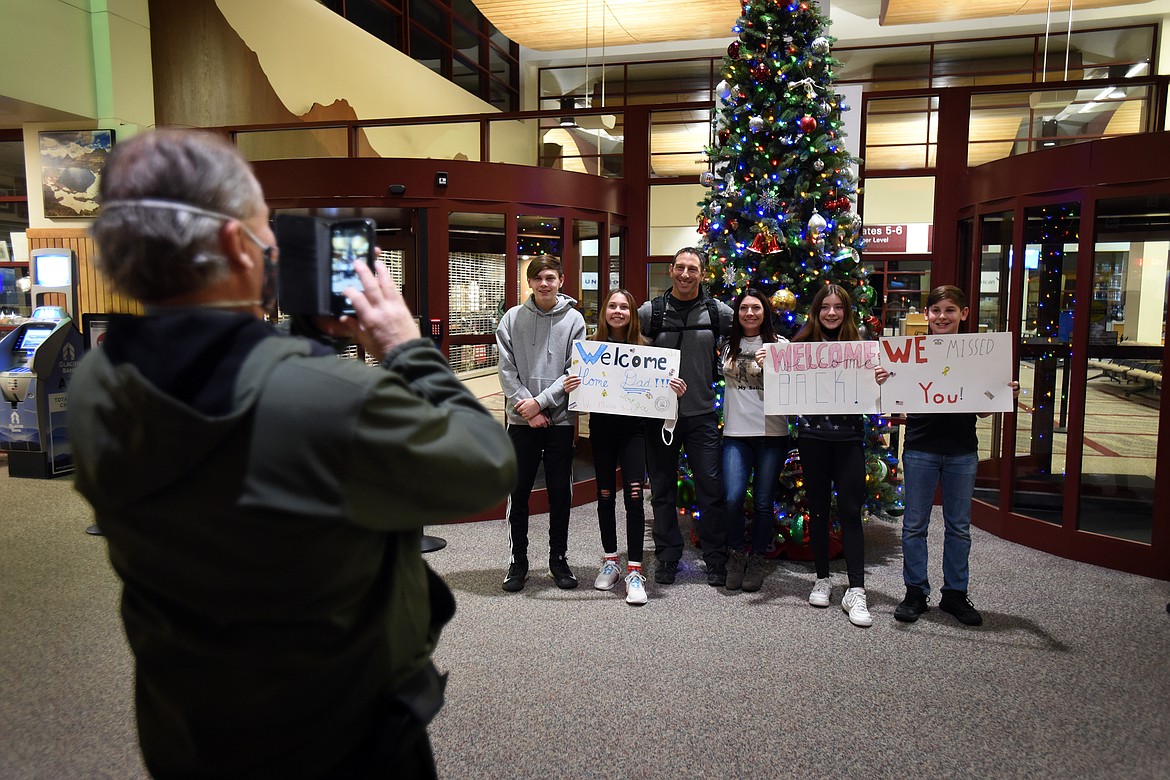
[
  {"x1": 502, "y1": 561, "x2": 528, "y2": 593},
  {"x1": 549, "y1": 556, "x2": 578, "y2": 589}
]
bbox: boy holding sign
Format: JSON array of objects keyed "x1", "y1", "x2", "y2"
[{"x1": 895, "y1": 286, "x2": 1019, "y2": 627}]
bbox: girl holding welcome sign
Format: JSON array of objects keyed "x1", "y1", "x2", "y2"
[
  {"x1": 794, "y1": 284, "x2": 889, "y2": 627},
  {"x1": 564, "y1": 288, "x2": 684, "y2": 605}
]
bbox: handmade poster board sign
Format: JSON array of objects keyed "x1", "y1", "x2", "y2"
[
  {"x1": 878, "y1": 332, "x2": 1015, "y2": 413},
  {"x1": 763, "y1": 340, "x2": 881, "y2": 415},
  {"x1": 567, "y1": 340, "x2": 680, "y2": 420}
]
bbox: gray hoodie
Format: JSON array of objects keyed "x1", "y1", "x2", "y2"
[{"x1": 496, "y1": 292, "x2": 586, "y2": 426}]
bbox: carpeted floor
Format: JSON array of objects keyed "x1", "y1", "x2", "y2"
[{"x1": 2, "y1": 469, "x2": 1168, "y2": 779}]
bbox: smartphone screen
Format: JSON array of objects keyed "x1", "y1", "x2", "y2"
[{"x1": 329, "y1": 219, "x2": 376, "y2": 316}]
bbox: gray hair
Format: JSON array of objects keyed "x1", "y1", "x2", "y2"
[{"x1": 90, "y1": 129, "x2": 264, "y2": 302}]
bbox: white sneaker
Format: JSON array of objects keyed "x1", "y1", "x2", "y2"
[
  {"x1": 841, "y1": 587, "x2": 873, "y2": 627},
  {"x1": 594, "y1": 557, "x2": 621, "y2": 590},
  {"x1": 809, "y1": 577, "x2": 832, "y2": 607},
  {"x1": 624, "y1": 569, "x2": 648, "y2": 605}
]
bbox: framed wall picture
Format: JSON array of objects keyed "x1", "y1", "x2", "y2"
[
  {"x1": 39, "y1": 129, "x2": 115, "y2": 218},
  {"x1": 81, "y1": 312, "x2": 112, "y2": 351}
]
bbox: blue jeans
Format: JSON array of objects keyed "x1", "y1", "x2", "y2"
[
  {"x1": 900, "y1": 448, "x2": 978, "y2": 595},
  {"x1": 723, "y1": 436, "x2": 790, "y2": 554}
]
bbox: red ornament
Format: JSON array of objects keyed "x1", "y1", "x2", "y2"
[
  {"x1": 698, "y1": 216, "x2": 711, "y2": 235},
  {"x1": 748, "y1": 230, "x2": 781, "y2": 255},
  {"x1": 718, "y1": 128, "x2": 731, "y2": 146},
  {"x1": 728, "y1": 40, "x2": 742, "y2": 59},
  {"x1": 752, "y1": 62, "x2": 770, "y2": 81},
  {"x1": 799, "y1": 115, "x2": 818, "y2": 133}
]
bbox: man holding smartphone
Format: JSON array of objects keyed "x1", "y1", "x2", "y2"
[{"x1": 68, "y1": 129, "x2": 516, "y2": 779}]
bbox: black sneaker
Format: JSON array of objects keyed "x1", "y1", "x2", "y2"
[
  {"x1": 939, "y1": 589, "x2": 983, "y2": 626},
  {"x1": 706, "y1": 563, "x2": 727, "y2": 588},
  {"x1": 654, "y1": 560, "x2": 678, "y2": 585},
  {"x1": 502, "y1": 561, "x2": 528, "y2": 593},
  {"x1": 549, "y1": 556, "x2": 579, "y2": 590},
  {"x1": 894, "y1": 586, "x2": 929, "y2": 623}
]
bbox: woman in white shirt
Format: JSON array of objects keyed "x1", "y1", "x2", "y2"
[{"x1": 720, "y1": 288, "x2": 790, "y2": 592}]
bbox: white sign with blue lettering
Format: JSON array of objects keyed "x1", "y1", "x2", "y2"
[{"x1": 568, "y1": 340, "x2": 680, "y2": 420}]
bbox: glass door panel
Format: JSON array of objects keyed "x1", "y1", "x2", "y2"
[
  {"x1": 1014, "y1": 203, "x2": 1079, "y2": 523},
  {"x1": 1078, "y1": 196, "x2": 1167, "y2": 543},
  {"x1": 975, "y1": 210, "x2": 1014, "y2": 507},
  {"x1": 574, "y1": 219, "x2": 602, "y2": 328},
  {"x1": 449, "y1": 211, "x2": 505, "y2": 376},
  {"x1": 517, "y1": 215, "x2": 563, "y2": 301}
]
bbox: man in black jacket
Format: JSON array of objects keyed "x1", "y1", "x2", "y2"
[
  {"x1": 638, "y1": 247, "x2": 734, "y2": 587},
  {"x1": 68, "y1": 129, "x2": 516, "y2": 779}
]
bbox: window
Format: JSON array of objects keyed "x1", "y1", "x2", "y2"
[{"x1": 324, "y1": 0, "x2": 519, "y2": 111}]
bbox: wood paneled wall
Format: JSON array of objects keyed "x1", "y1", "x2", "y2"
[{"x1": 25, "y1": 228, "x2": 143, "y2": 319}]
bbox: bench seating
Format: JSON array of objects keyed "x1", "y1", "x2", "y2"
[{"x1": 1087, "y1": 358, "x2": 1161, "y2": 396}]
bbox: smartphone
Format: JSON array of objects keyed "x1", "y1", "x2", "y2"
[{"x1": 329, "y1": 218, "x2": 377, "y2": 316}]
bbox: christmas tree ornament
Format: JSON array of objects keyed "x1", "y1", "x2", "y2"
[
  {"x1": 853, "y1": 284, "x2": 876, "y2": 307},
  {"x1": 811, "y1": 36, "x2": 830, "y2": 53},
  {"x1": 728, "y1": 40, "x2": 742, "y2": 59},
  {"x1": 813, "y1": 159, "x2": 825, "y2": 171},
  {"x1": 807, "y1": 210, "x2": 827, "y2": 233},
  {"x1": 799, "y1": 115, "x2": 818, "y2": 133},
  {"x1": 749, "y1": 115, "x2": 765, "y2": 132},
  {"x1": 748, "y1": 228, "x2": 781, "y2": 255},
  {"x1": 771, "y1": 288, "x2": 797, "y2": 312},
  {"x1": 700, "y1": 171, "x2": 716, "y2": 187}
]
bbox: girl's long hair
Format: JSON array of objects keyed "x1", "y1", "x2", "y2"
[
  {"x1": 793, "y1": 283, "x2": 860, "y2": 342},
  {"x1": 593, "y1": 288, "x2": 645, "y2": 345},
  {"x1": 727, "y1": 288, "x2": 777, "y2": 363}
]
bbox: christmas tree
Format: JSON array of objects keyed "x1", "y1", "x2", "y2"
[{"x1": 696, "y1": 0, "x2": 903, "y2": 555}]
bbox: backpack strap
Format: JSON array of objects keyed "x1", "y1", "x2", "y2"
[
  {"x1": 648, "y1": 293, "x2": 667, "y2": 341},
  {"x1": 704, "y1": 298, "x2": 722, "y2": 337},
  {"x1": 648, "y1": 292, "x2": 724, "y2": 350}
]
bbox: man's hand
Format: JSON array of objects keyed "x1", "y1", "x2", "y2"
[
  {"x1": 563, "y1": 374, "x2": 581, "y2": 393},
  {"x1": 328, "y1": 262, "x2": 421, "y2": 361}
]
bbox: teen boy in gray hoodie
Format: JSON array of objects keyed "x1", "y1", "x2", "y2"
[{"x1": 496, "y1": 257, "x2": 587, "y2": 592}]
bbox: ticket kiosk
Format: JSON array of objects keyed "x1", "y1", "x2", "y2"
[{"x1": 0, "y1": 306, "x2": 82, "y2": 478}]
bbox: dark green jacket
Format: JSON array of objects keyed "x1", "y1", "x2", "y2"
[{"x1": 67, "y1": 311, "x2": 515, "y2": 778}]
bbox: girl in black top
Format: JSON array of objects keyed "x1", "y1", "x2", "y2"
[
  {"x1": 565, "y1": 288, "x2": 683, "y2": 605},
  {"x1": 794, "y1": 284, "x2": 888, "y2": 627}
]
